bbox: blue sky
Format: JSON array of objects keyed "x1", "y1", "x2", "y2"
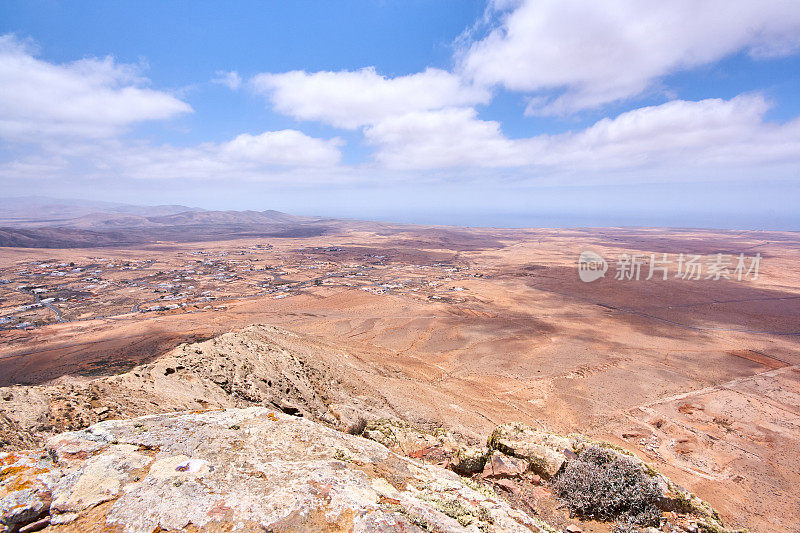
[{"x1": 1, "y1": 0, "x2": 799, "y2": 228}]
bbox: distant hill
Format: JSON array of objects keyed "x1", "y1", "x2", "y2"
[
  {"x1": 0, "y1": 196, "x2": 331, "y2": 247},
  {"x1": 0, "y1": 227, "x2": 132, "y2": 248},
  {"x1": 147, "y1": 209, "x2": 307, "y2": 226},
  {"x1": 0, "y1": 196, "x2": 202, "y2": 225}
]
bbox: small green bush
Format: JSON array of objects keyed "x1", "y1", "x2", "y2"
[{"x1": 554, "y1": 445, "x2": 661, "y2": 527}]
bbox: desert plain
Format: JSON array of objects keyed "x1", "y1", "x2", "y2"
[{"x1": 1, "y1": 220, "x2": 798, "y2": 532}]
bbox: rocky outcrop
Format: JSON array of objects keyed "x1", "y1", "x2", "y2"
[
  {"x1": 0, "y1": 323, "x2": 743, "y2": 533},
  {"x1": 481, "y1": 451, "x2": 529, "y2": 480},
  {"x1": 362, "y1": 418, "x2": 455, "y2": 456},
  {"x1": 482, "y1": 423, "x2": 739, "y2": 533},
  {"x1": 1, "y1": 408, "x2": 553, "y2": 533},
  {"x1": 356, "y1": 420, "x2": 740, "y2": 532},
  {"x1": 487, "y1": 423, "x2": 572, "y2": 479},
  {"x1": 451, "y1": 446, "x2": 489, "y2": 477},
  {"x1": 361, "y1": 419, "x2": 488, "y2": 476}
]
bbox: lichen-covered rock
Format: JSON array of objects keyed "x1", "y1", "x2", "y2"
[
  {"x1": 487, "y1": 423, "x2": 571, "y2": 479},
  {"x1": 0, "y1": 451, "x2": 58, "y2": 533},
  {"x1": 2, "y1": 408, "x2": 557, "y2": 532},
  {"x1": 362, "y1": 418, "x2": 447, "y2": 456},
  {"x1": 662, "y1": 479, "x2": 732, "y2": 533},
  {"x1": 450, "y1": 445, "x2": 488, "y2": 476},
  {"x1": 0, "y1": 488, "x2": 50, "y2": 532},
  {"x1": 49, "y1": 444, "x2": 152, "y2": 521}
]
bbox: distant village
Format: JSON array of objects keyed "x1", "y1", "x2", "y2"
[{"x1": 0, "y1": 242, "x2": 479, "y2": 330}]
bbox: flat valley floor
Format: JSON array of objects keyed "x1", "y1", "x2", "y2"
[{"x1": 1, "y1": 225, "x2": 798, "y2": 531}]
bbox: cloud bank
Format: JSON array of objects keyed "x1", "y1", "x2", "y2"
[
  {"x1": 365, "y1": 95, "x2": 800, "y2": 180},
  {"x1": 251, "y1": 67, "x2": 490, "y2": 129},
  {"x1": 460, "y1": 0, "x2": 800, "y2": 115},
  {"x1": 0, "y1": 34, "x2": 192, "y2": 140}
]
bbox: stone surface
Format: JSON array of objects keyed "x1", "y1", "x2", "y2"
[
  {"x1": 49, "y1": 444, "x2": 151, "y2": 517},
  {"x1": 481, "y1": 451, "x2": 529, "y2": 479},
  {"x1": 362, "y1": 418, "x2": 450, "y2": 456},
  {"x1": 1, "y1": 410, "x2": 744, "y2": 533},
  {"x1": 0, "y1": 451, "x2": 56, "y2": 533},
  {"x1": 2, "y1": 408, "x2": 555, "y2": 533},
  {"x1": 487, "y1": 423, "x2": 572, "y2": 479}
]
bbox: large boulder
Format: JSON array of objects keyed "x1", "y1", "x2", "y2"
[
  {"x1": 481, "y1": 451, "x2": 530, "y2": 479},
  {"x1": 487, "y1": 423, "x2": 572, "y2": 479},
  {"x1": 2, "y1": 408, "x2": 557, "y2": 533},
  {"x1": 450, "y1": 445, "x2": 489, "y2": 476}
]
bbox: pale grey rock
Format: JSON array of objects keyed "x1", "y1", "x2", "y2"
[
  {"x1": 0, "y1": 451, "x2": 58, "y2": 533},
  {"x1": 49, "y1": 444, "x2": 151, "y2": 519},
  {"x1": 481, "y1": 451, "x2": 529, "y2": 479},
  {"x1": 362, "y1": 418, "x2": 443, "y2": 455},
  {"x1": 0, "y1": 488, "x2": 50, "y2": 532},
  {"x1": 4, "y1": 408, "x2": 556, "y2": 532}
]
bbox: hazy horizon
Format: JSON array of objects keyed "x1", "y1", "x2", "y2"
[{"x1": 5, "y1": 192, "x2": 799, "y2": 232}]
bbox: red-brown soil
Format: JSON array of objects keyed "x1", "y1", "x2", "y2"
[{"x1": 1, "y1": 225, "x2": 798, "y2": 531}]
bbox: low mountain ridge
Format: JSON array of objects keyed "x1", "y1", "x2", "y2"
[
  {"x1": 0, "y1": 197, "x2": 323, "y2": 247},
  {"x1": 0, "y1": 197, "x2": 201, "y2": 225}
]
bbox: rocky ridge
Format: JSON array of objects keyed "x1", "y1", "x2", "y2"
[
  {"x1": 0, "y1": 325, "x2": 396, "y2": 450},
  {"x1": 0, "y1": 325, "x2": 743, "y2": 532},
  {"x1": 358, "y1": 420, "x2": 739, "y2": 533}
]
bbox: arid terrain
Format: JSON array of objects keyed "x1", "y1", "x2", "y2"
[{"x1": 1, "y1": 204, "x2": 798, "y2": 532}]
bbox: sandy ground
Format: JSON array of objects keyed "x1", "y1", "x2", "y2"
[{"x1": 1, "y1": 225, "x2": 798, "y2": 531}]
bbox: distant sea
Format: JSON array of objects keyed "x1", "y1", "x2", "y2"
[{"x1": 334, "y1": 211, "x2": 800, "y2": 231}]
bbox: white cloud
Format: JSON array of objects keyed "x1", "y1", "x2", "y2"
[
  {"x1": 217, "y1": 130, "x2": 343, "y2": 167},
  {"x1": 460, "y1": 0, "x2": 800, "y2": 115},
  {"x1": 4, "y1": 94, "x2": 799, "y2": 186},
  {"x1": 365, "y1": 107, "x2": 530, "y2": 169},
  {"x1": 212, "y1": 70, "x2": 242, "y2": 90},
  {"x1": 251, "y1": 67, "x2": 490, "y2": 129},
  {"x1": 91, "y1": 130, "x2": 343, "y2": 181},
  {"x1": 0, "y1": 34, "x2": 192, "y2": 140},
  {"x1": 364, "y1": 94, "x2": 800, "y2": 179},
  {"x1": 0, "y1": 35, "x2": 345, "y2": 183}
]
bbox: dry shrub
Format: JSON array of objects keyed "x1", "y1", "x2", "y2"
[{"x1": 554, "y1": 445, "x2": 661, "y2": 527}]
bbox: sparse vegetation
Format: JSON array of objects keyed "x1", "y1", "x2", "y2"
[
  {"x1": 332, "y1": 448, "x2": 353, "y2": 462},
  {"x1": 554, "y1": 445, "x2": 661, "y2": 527},
  {"x1": 461, "y1": 476, "x2": 497, "y2": 499},
  {"x1": 346, "y1": 416, "x2": 368, "y2": 436},
  {"x1": 422, "y1": 493, "x2": 488, "y2": 528},
  {"x1": 612, "y1": 518, "x2": 642, "y2": 533}
]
